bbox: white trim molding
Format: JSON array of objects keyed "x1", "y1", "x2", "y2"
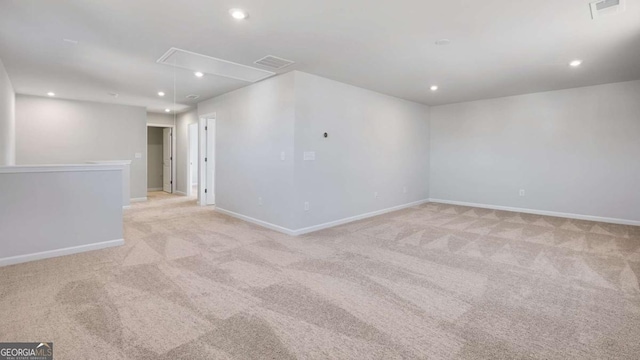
[
  {"x1": 147, "y1": 123, "x2": 175, "y2": 128},
  {"x1": 130, "y1": 197, "x2": 148, "y2": 203},
  {"x1": 0, "y1": 239, "x2": 125, "y2": 267},
  {"x1": 428, "y1": 199, "x2": 640, "y2": 226},
  {"x1": 215, "y1": 207, "x2": 295, "y2": 235},
  {"x1": 175, "y1": 191, "x2": 188, "y2": 196},
  {"x1": 292, "y1": 199, "x2": 430, "y2": 235},
  {"x1": 0, "y1": 164, "x2": 124, "y2": 174},
  {"x1": 147, "y1": 188, "x2": 163, "y2": 192},
  {"x1": 216, "y1": 199, "x2": 430, "y2": 236}
]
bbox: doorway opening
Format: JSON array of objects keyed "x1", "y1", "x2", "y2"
[
  {"x1": 147, "y1": 124, "x2": 175, "y2": 194},
  {"x1": 198, "y1": 116, "x2": 215, "y2": 206}
]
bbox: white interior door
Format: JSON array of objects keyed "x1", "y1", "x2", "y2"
[
  {"x1": 162, "y1": 127, "x2": 172, "y2": 193},
  {"x1": 206, "y1": 119, "x2": 215, "y2": 205}
]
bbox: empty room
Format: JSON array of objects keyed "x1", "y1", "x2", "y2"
[{"x1": 0, "y1": 1, "x2": 639, "y2": 359}]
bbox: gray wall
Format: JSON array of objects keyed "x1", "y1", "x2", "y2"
[
  {"x1": 0, "y1": 166, "x2": 123, "y2": 265},
  {"x1": 430, "y1": 80, "x2": 640, "y2": 222},
  {"x1": 293, "y1": 72, "x2": 430, "y2": 229},
  {"x1": 198, "y1": 71, "x2": 430, "y2": 231},
  {"x1": 198, "y1": 72, "x2": 296, "y2": 229},
  {"x1": 147, "y1": 127, "x2": 163, "y2": 189},
  {"x1": 176, "y1": 109, "x2": 198, "y2": 194},
  {"x1": 15, "y1": 95, "x2": 148, "y2": 198},
  {"x1": 0, "y1": 57, "x2": 15, "y2": 166}
]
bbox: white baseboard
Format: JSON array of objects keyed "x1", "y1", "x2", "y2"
[
  {"x1": 147, "y1": 188, "x2": 163, "y2": 191},
  {"x1": 216, "y1": 199, "x2": 430, "y2": 236},
  {"x1": 122, "y1": 205, "x2": 131, "y2": 209},
  {"x1": 175, "y1": 191, "x2": 187, "y2": 196},
  {"x1": 0, "y1": 239, "x2": 125, "y2": 267},
  {"x1": 292, "y1": 199, "x2": 431, "y2": 235},
  {"x1": 428, "y1": 198, "x2": 640, "y2": 226},
  {"x1": 130, "y1": 197, "x2": 148, "y2": 203},
  {"x1": 215, "y1": 208, "x2": 296, "y2": 235}
]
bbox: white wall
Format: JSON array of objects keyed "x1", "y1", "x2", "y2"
[
  {"x1": 15, "y1": 95, "x2": 148, "y2": 198},
  {"x1": 293, "y1": 72, "x2": 430, "y2": 229},
  {"x1": 189, "y1": 125, "x2": 198, "y2": 184},
  {"x1": 0, "y1": 165, "x2": 124, "y2": 266},
  {"x1": 430, "y1": 80, "x2": 640, "y2": 223},
  {"x1": 0, "y1": 57, "x2": 15, "y2": 166},
  {"x1": 197, "y1": 71, "x2": 429, "y2": 232},
  {"x1": 147, "y1": 112, "x2": 175, "y2": 126},
  {"x1": 147, "y1": 127, "x2": 163, "y2": 189},
  {"x1": 198, "y1": 72, "x2": 296, "y2": 229},
  {"x1": 176, "y1": 109, "x2": 198, "y2": 194}
]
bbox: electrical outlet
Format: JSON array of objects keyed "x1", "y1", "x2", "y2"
[
  {"x1": 519, "y1": 189, "x2": 525, "y2": 197},
  {"x1": 403, "y1": 186, "x2": 407, "y2": 193},
  {"x1": 258, "y1": 197, "x2": 263, "y2": 206},
  {"x1": 304, "y1": 202, "x2": 310, "y2": 211},
  {"x1": 374, "y1": 192, "x2": 379, "y2": 198},
  {"x1": 280, "y1": 151, "x2": 285, "y2": 161}
]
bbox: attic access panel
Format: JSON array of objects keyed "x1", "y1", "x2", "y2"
[{"x1": 157, "y1": 48, "x2": 275, "y2": 83}]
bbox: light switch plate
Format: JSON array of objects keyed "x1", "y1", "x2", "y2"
[
  {"x1": 303, "y1": 151, "x2": 316, "y2": 161},
  {"x1": 135, "y1": 153, "x2": 142, "y2": 159}
]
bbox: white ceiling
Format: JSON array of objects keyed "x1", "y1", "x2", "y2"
[{"x1": 0, "y1": 0, "x2": 639, "y2": 112}]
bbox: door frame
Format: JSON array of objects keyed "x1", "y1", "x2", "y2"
[
  {"x1": 198, "y1": 114, "x2": 216, "y2": 206},
  {"x1": 147, "y1": 123, "x2": 176, "y2": 194}
]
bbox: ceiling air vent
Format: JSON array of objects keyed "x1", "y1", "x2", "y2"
[
  {"x1": 185, "y1": 94, "x2": 200, "y2": 100},
  {"x1": 590, "y1": 0, "x2": 625, "y2": 19},
  {"x1": 254, "y1": 55, "x2": 295, "y2": 70}
]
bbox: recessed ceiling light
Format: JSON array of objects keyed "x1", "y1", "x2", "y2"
[
  {"x1": 569, "y1": 60, "x2": 583, "y2": 67},
  {"x1": 194, "y1": 71, "x2": 204, "y2": 78},
  {"x1": 430, "y1": 85, "x2": 439, "y2": 91},
  {"x1": 63, "y1": 38, "x2": 79, "y2": 45},
  {"x1": 229, "y1": 8, "x2": 248, "y2": 20},
  {"x1": 47, "y1": 92, "x2": 55, "y2": 96},
  {"x1": 165, "y1": 108, "x2": 171, "y2": 113},
  {"x1": 108, "y1": 92, "x2": 119, "y2": 98},
  {"x1": 435, "y1": 39, "x2": 451, "y2": 46},
  {"x1": 158, "y1": 91, "x2": 165, "y2": 97}
]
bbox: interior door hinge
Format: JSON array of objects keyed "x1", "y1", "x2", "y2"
[
  {"x1": 205, "y1": 189, "x2": 207, "y2": 193},
  {"x1": 205, "y1": 157, "x2": 207, "y2": 162},
  {"x1": 205, "y1": 126, "x2": 208, "y2": 130}
]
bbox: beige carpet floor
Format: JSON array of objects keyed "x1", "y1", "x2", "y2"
[{"x1": 1, "y1": 192, "x2": 640, "y2": 359}]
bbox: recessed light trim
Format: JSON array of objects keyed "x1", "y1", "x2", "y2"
[
  {"x1": 47, "y1": 92, "x2": 55, "y2": 96},
  {"x1": 229, "y1": 8, "x2": 248, "y2": 20},
  {"x1": 194, "y1": 71, "x2": 204, "y2": 78},
  {"x1": 430, "y1": 85, "x2": 439, "y2": 91},
  {"x1": 435, "y1": 39, "x2": 451, "y2": 46},
  {"x1": 158, "y1": 91, "x2": 165, "y2": 97},
  {"x1": 569, "y1": 60, "x2": 583, "y2": 67},
  {"x1": 165, "y1": 109, "x2": 171, "y2": 113}
]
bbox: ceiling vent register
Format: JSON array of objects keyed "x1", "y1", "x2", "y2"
[
  {"x1": 590, "y1": 0, "x2": 625, "y2": 19},
  {"x1": 254, "y1": 55, "x2": 295, "y2": 70}
]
